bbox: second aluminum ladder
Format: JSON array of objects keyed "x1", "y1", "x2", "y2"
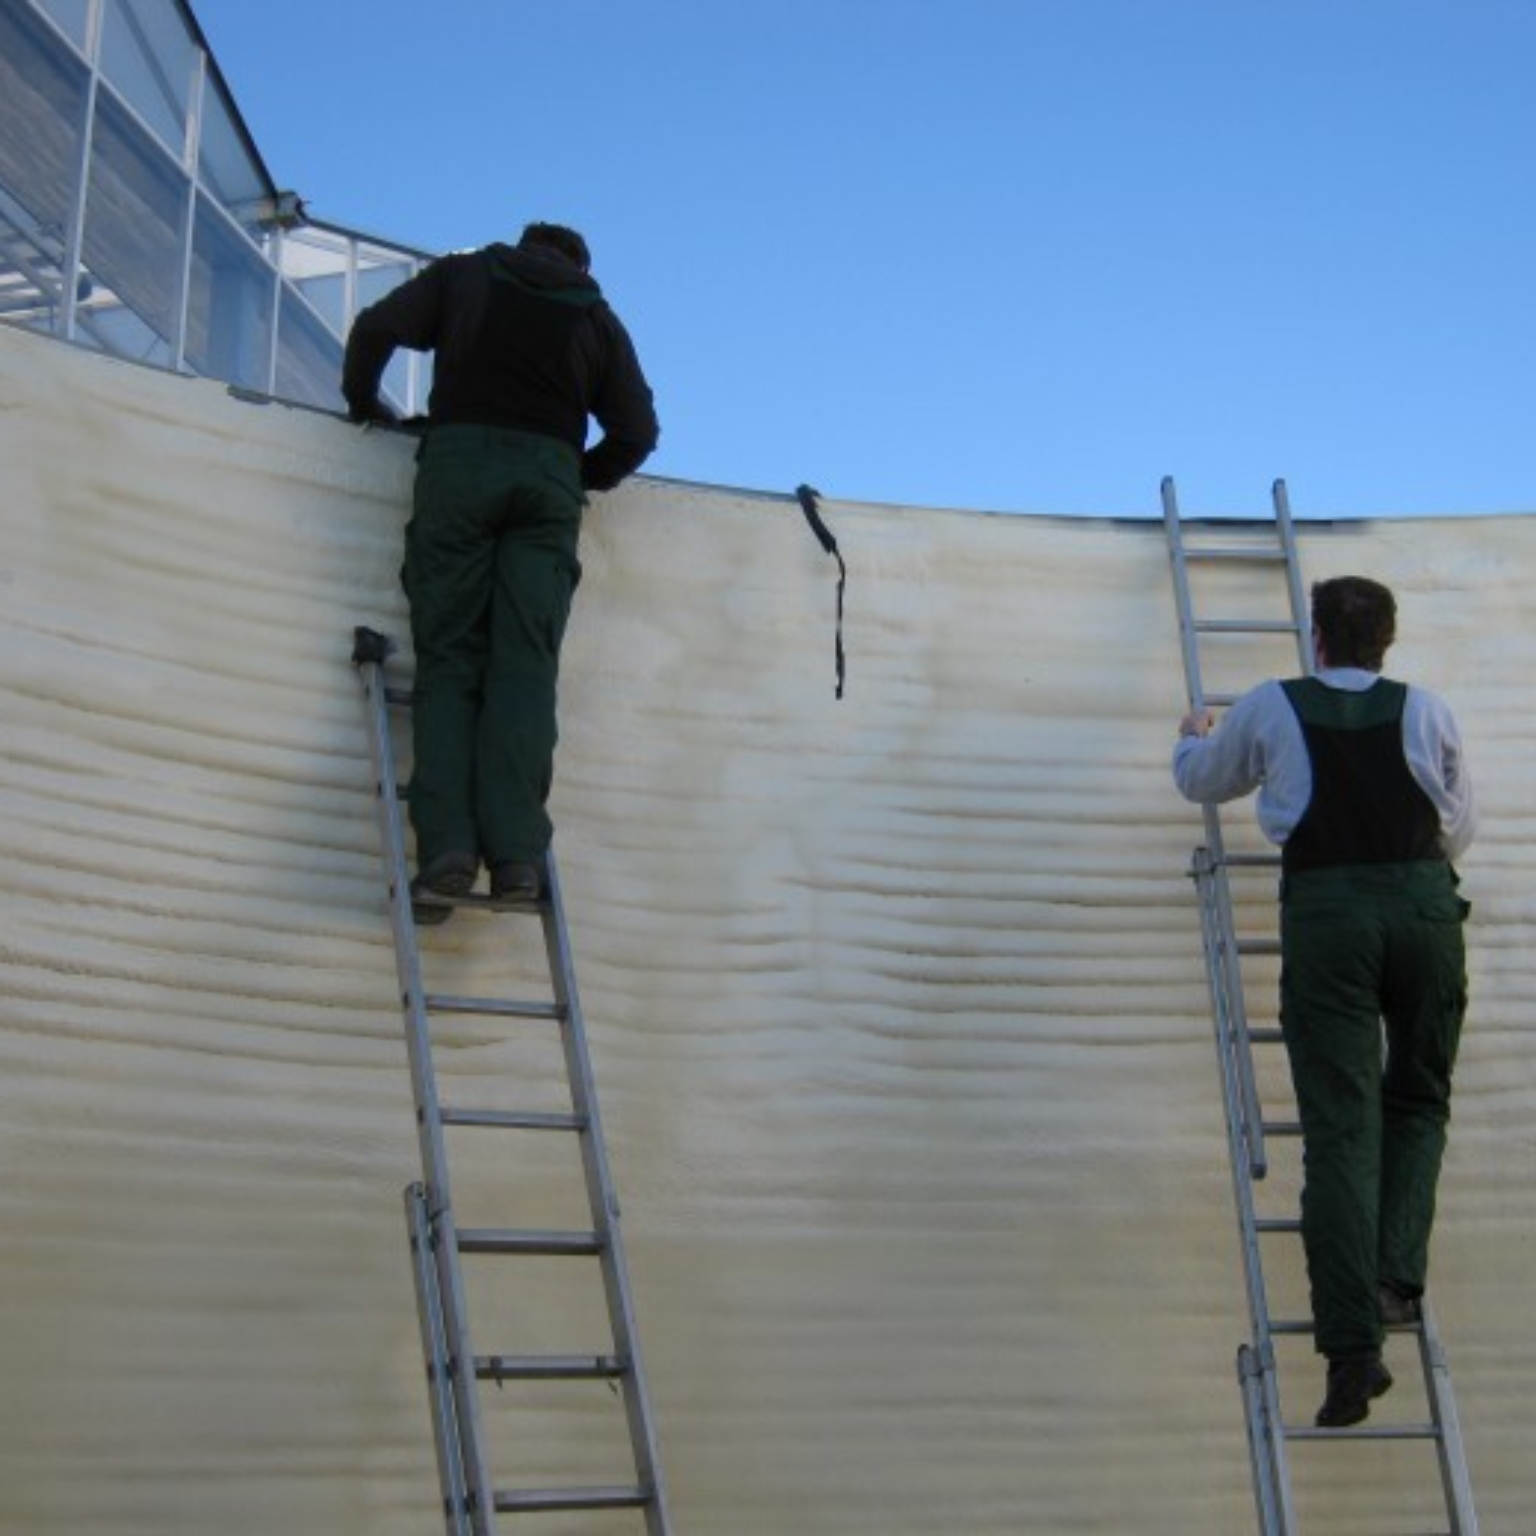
[
  {"x1": 1162, "y1": 478, "x2": 1478, "y2": 1536},
  {"x1": 352, "y1": 626, "x2": 673, "y2": 1535}
]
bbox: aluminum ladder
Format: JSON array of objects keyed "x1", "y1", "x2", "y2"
[
  {"x1": 351, "y1": 626, "x2": 673, "y2": 1535},
  {"x1": 1161, "y1": 479, "x2": 1478, "y2": 1536}
]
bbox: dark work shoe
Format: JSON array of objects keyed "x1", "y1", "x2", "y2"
[
  {"x1": 410, "y1": 850, "x2": 478, "y2": 925},
  {"x1": 489, "y1": 860, "x2": 544, "y2": 903},
  {"x1": 1315, "y1": 1354, "x2": 1393, "y2": 1428},
  {"x1": 1377, "y1": 1282, "x2": 1422, "y2": 1328}
]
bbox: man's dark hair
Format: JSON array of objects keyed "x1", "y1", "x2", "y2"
[
  {"x1": 519, "y1": 222, "x2": 591, "y2": 272},
  {"x1": 1311, "y1": 576, "x2": 1397, "y2": 671}
]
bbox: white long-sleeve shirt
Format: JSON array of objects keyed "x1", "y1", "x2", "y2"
[{"x1": 1172, "y1": 667, "x2": 1476, "y2": 861}]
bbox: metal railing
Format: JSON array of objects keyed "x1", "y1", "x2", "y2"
[{"x1": 0, "y1": 0, "x2": 432, "y2": 414}]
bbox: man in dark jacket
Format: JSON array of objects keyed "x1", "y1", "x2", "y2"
[{"x1": 343, "y1": 222, "x2": 658, "y2": 919}]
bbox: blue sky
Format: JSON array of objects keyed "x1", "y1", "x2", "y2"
[{"x1": 194, "y1": 1, "x2": 1536, "y2": 519}]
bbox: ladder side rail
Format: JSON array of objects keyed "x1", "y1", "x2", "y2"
[
  {"x1": 1194, "y1": 854, "x2": 1297, "y2": 1535},
  {"x1": 1195, "y1": 859, "x2": 1299, "y2": 1536},
  {"x1": 357, "y1": 655, "x2": 499, "y2": 1535},
  {"x1": 1416, "y1": 1298, "x2": 1480, "y2": 1536},
  {"x1": 1161, "y1": 477, "x2": 1211, "y2": 712},
  {"x1": 1168, "y1": 482, "x2": 1293, "y2": 1524},
  {"x1": 1203, "y1": 812, "x2": 1270, "y2": 1179},
  {"x1": 1194, "y1": 851, "x2": 1280, "y2": 1338},
  {"x1": 1236, "y1": 1345, "x2": 1287, "y2": 1536},
  {"x1": 425, "y1": 1220, "x2": 495, "y2": 1536},
  {"x1": 406, "y1": 1183, "x2": 474, "y2": 1536},
  {"x1": 538, "y1": 853, "x2": 673, "y2": 1536},
  {"x1": 1164, "y1": 480, "x2": 1270, "y2": 1179},
  {"x1": 1270, "y1": 480, "x2": 1314, "y2": 678},
  {"x1": 1253, "y1": 1344, "x2": 1297, "y2": 1536}
]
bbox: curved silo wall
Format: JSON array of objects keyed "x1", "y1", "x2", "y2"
[{"x1": 0, "y1": 322, "x2": 1532, "y2": 1534}]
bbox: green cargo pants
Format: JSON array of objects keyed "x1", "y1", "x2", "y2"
[
  {"x1": 1279, "y1": 861, "x2": 1469, "y2": 1359},
  {"x1": 402, "y1": 424, "x2": 584, "y2": 871}
]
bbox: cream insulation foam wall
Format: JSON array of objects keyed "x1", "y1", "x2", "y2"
[{"x1": 0, "y1": 319, "x2": 1532, "y2": 1535}]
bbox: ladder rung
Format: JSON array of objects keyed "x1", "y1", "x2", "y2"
[
  {"x1": 1222, "y1": 852, "x2": 1281, "y2": 869},
  {"x1": 1194, "y1": 619, "x2": 1303, "y2": 635},
  {"x1": 1236, "y1": 938, "x2": 1281, "y2": 957},
  {"x1": 441, "y1": 1107, "x2": 585, "y2": 1132},
  {"x1": 1267, "y1": 1319, "x2": 1315, "y2": 1336},
  {"x1": 1256, "y1": 1217, "x2": 1302, "y2": 1234},
  {"x1": 1205, "y1": 691, "x2": 1239, "y2": 707},
  {"x1": 495, "y1": 1486, "x2": 651, "y2": 1514},
  {"x1": 384, "y1": 686, "x2": 415, "y2": 707},
  {"x1": 424, "y1": 993, "x2": 564, "y2": 1022},
  {"x1": 1260, "y1": 1120, "x2": 1302, "y2": 1137},
  {"x1": 456, "y1": 890, "x2": 547, "y2": 913},
  {"x1": 458, "y1": 1228, "x2": 603, "y2": 1256},
  {"x1": 1183, "y1": 545, "x2": 1288, "y2": 563},
  {"x1": 1248, "y1": 1027, "x2": 1284, "y2": 1045},
  {"x1": 1285, "y1": 1421, "x2": 1441, "y2": 1443},
  {"x1": 476, "y1": 1353, "x2": 627, "y2": 1382},
  {"x1": 410, "y1": 890, "x2": 545, "y2": 917}
]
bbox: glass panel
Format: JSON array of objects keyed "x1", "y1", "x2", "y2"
[
  {"x1": 0, "y1": 182, "x2": 75, "y2": 337},
  {"x1": 274, "y1": 286, "x2": 345, "y2": 411},
  {"x1": 31, "y1": 0, "x2": 91, "y2": 51},
  {"x1": 291, "y1": 268, "x2": 345, "y2": 332},
  {"x1": 381, "y1": 348, "x2": 428, "y2": 416},
  {"x1": 82, "y1": 89, "x2": 187, "y2": 355},
  {"x1": 0, "y1": 0, "x2": 89, "y2": 241},
  {"x1": 185, "y1": 191, "x2": 272, "y2": 391},
  {"x1": 352, "y1": 247, "x2": 429, "y2": 413},
  {"x1": 100, "y1": 0, "x2": 196, "y2": 157},
  {"x1": 271, "y1": 227, "x2": 432, "y2": 413},
  {"x1": 0, "y1": 0, "x2": 87, "y2": 337},
  {"x1": 78, "y1": 284, "x2": 172, "y2": 365},
  {"x1": 356, "y1": 251, "x2": 415, "y2": 309},
  {"x1": 278, "y1": 223, "x2": 350, "y2": 329},
  {"x1": 0, "y1": 2, "x2": 436, "y2": 411},
  {"x1": 197, "y1": 79, "x2": 268, "y2": 219}
]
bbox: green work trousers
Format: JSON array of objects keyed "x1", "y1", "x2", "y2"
[
  {"x1": 402, "y1": 425, "x2": 584, "y2": 870},
  {"x1": 1279, "y1": 861, "x2": 1469, "y2": 1359}
]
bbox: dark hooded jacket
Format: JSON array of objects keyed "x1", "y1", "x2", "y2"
[{"x1": 342, "y1": 242, "x2": 658, "y2": 492}]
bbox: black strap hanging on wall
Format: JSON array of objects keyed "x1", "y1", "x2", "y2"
[{"x1": 794, "y1": 484, "x2": 846, "y2": 699}]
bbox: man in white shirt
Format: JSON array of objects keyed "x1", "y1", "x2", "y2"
[{"x1": 1173, "y1": 576, "x2": 1474, "y2": 1429}]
